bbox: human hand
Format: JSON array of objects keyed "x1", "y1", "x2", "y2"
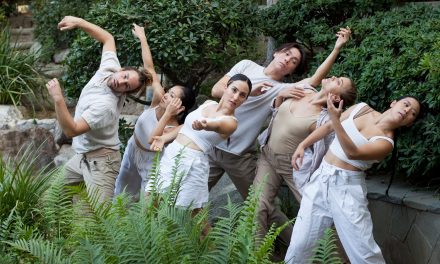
[
  {"x1": 249, "y1": 81, "x2": 274, "y2": 96},
  {"x1": 327, "y1": 93, "x2": 344, "y2": 121},
  {"x1": 278, "y1": 86, "x2": 305, "y2": 100},
  {"x1": 150, "y1": 136, "x2": 165, "y2": 152},
  {"x1": 292, "y1": 144, "x2": 305, "y2": 170},
  {"x1": 334, "y1": 27, "x2": 351, "y2": 50},
  {"x1": 132, "y1": 23, "x2": 147, "y2": 41},
  {"x1": 164, "y1": 98, "x2": 184, "y2": 116},
  {"x1": 58, "y1": 16, "x2": 83, "y2": 31},
  {"x1": 192, "y1": 119, "x2": 208, "y2": 131},
  {"x1": 46, "y1": 78, "x2": 64, "y2": 102}
]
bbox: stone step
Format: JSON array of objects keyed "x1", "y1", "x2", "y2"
[
  {"x1": 10, "y1": 27, "x2": 35, "y2": 35},
  {"x1": 10, "y1": 41, "x2": 34, "y2": 50}
]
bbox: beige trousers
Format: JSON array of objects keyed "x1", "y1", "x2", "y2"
[
  {"x1": 208, "y1": 147, "x2": 258, "y2": 199},
  {"x1": 64, "y1": 150, "x2": 121, "y2": 203},
  {"x1": 254, "y1": 144, "x2": 301, "y2": 245}
]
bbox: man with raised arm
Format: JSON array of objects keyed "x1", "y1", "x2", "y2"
[{"x1": 46, "y1": 16, "x2": 152, "y2": 203}]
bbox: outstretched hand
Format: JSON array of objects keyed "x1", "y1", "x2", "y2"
[
  {"x1": 58, "y1": 16, "x2": 83, "y2": 31},
  {"x1": 132, "y1": 23, "x2": 146, "y2": 40},
  {"x1": 250, "y1": 81, "x2": 274, "y2": 96},
  {"x1": 327, "y1": 93, "x2": 344, "y2": 121},
  {"x1": 192, "y1": 119, "x2": 208, "y2": 131},
  {"x1": 334, "y1": 27, "x2": 351, "y2": 50}
]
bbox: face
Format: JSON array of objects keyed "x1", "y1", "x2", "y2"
[
  {"x1": 223, "y1": 80, "x2": 250, "y2": 109},
  {"x1": 271, "y1": 47, "x2": 302, "y2": 76},
  {"x1": 159, "y1": 86, "x2": 184, "y2": 108},
  {"x1": 390, "y1": 97, "x2": 420, "y2": 127},
  {"x1": 321, "y1": 76, "x2": 351, "y2": 96},
  {"x1": 107, "y1": 70, "x2": 141, "y2": 93}
]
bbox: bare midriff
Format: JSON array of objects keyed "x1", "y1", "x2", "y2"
[
  {"x1": 323, "y1": 151, "x2": 362, "y2": 171},
  {"x1": 175, "y1": 133, "x2": 203, "y2": 151}
]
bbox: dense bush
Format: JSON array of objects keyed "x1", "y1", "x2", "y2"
[
  {"x1": 32, "y1": 0, "x2": 95, "y2": 62},
  {"x1": 64, "y1": 0, "x2": 260, "y2": 98},
  {"x1": 262, "y1": 2, "x2": 440, "y2": 183},
  {"x1": 259, "y1": 0, "x2": 393, "y2": 53},
  {"x1": 0, "y1": 26, "x2": 44, "y2": 106}
]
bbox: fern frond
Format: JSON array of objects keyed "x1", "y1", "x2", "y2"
[
  {"x1": 71, "y1": 239, "x2": 105, "y2": 264},
  {"x1": 8, "y1": 238, "x2": 70, "y2": 264},
  {"x1": 310, "y1": 228, "x2": 343, "y2": 264}
]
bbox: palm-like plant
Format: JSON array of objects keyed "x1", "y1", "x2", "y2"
[
  {"x1": 0, "y1": 25, "x2": 44, "y2": 106},
  {"x1": 309, "y1": 228, "x2": 343, "y2": 264}
]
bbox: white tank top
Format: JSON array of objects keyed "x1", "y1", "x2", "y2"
[
  {"x1": 133, "y1": 107, "x2": 158, "y2": 149},
  {"x1": 329, "y1": 103, "x2": 394, "y2": 170},
  {"x1": 179, "y1": 101, "x2": 237, "y2": 152}
]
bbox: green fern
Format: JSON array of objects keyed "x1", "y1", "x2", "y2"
[
  {"x1": 310, "y1": 228, "x2": 343, "y2": 264},
  {"x1": 8, "y1": 238, "x2": 70, "y2": 264}
]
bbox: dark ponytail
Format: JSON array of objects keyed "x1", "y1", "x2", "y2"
[
  {"x1": 175, "y1": 85, "x2": 196, "y2": 125},
  {"x1": 385, "y1": 130, "x2": 400, "y2": 196}
]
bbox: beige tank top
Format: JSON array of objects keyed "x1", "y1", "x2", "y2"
[{"x1": 267, "y1": 100, "x2": 319, "y2": 154}]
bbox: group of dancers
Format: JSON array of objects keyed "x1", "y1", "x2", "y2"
[{"x1": 47, "y1": 16, "x2": 421, "y2": 263}]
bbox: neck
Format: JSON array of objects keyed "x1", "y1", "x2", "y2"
[
  {"x1": 263, "y1": 65, "x2": 285, "y2": 81},
  {"x1": 155, "y1": 106, "x2": 166, "y2": 119},
  {"x1": 373, "y1": 110, "x2": 399, "y2": 132},
  {"x1": 217, "y1": 99, "x2": 235, "y2": 116},
  {"x1": 309, "y1": 91, "x2": 327, "y2": 107}
]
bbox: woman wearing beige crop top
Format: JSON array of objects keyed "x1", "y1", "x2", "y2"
[
  {"x1": 286, "y1": 96, "x2": 421, "y2": 264},
  {"x1": 253, "y1": 27, "x2": 356, "y2": 245}
]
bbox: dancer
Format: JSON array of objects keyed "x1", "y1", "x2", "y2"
[
  {"x1": 147, "y1": 74, "x2": 252, "y2": 210},
  {"x1": 285, "y1": 95, "x2": 421, "y2": 263},
  {"x1": 46, "y1": 16, "x2": 152, "y2": 203},
  {"x1": 114, "y1": 24, "x2": 195, "y2": 199}
]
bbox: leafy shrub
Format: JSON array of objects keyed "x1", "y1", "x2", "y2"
[
  {"x1": 0, "y1": 26, "x2": 44, "y2": 106},
  {"x1": 31, "y1": 0, "x2": 95, "y2": 62},
  {"x1": 64, "y1": 0, "x2": 261, "y2": 98},
  {"x1": 261, "y1": 2, "x2": 440, "y2": 183},
  {"x1": 118, "y1": 117, "x2": 134, "y2": 154},
  {"x1": 259, "y1": 0, "x2": 393, "y2": 53}
]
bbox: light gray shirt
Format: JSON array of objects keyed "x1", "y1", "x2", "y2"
[
  {"x1": 216, "y1": 59, "x2": 290, "y2": 155},
  {"x1": 72, "y1": 51, "x2": 125, "y2": 153}
]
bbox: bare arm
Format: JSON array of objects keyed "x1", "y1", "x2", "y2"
[
  {"x1": 192, "y1": 117, "x2": 237, "y2": 138},
  {"x1": 211, "y1": 75, "x2": 230, "y2": 98},
  {"x1": 58, "y1": 16, "x2": 115, "y2": 53},
  {"x1": 302, "y1": 27, "x2": 351, "y2": 87},
  {"x1": 327, "y1": 94, "x2": 393, "y2": 161},
  {"x1": 132, "y1": 24, "x2": 164, "y2": 107},
  {"x1": 46, "y1": 79, "x2": 90, "y2": 138},
  {"x1": 150, "y1": 125, "x2": 182, "y2": 151},
  {"x1": 147, "y1": 98, "x2": 184, "y2": 144}
]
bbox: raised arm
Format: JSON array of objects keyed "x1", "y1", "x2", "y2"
[
  {"x1": 132, "y1": 23, "x2": 164, "y2": 107},
  {"x1": 303, "y1": 27, "x2": 351, "y2": 88},
  {"x1": 211, "y1": 75, "x2": 230, "y2": 98},
  {"x1": 58, "y1": 16, "x2": 115, "y2": 53},
  {"x1": 326, "y1": 94, "x2": 393, "y2": 161},
  {"x1": 46, "y1": 78, "x2": 90, "y2": 138}
]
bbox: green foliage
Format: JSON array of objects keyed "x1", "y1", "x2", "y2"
[
  {"x1": 118, "y1": 117, "x2": 134, "y2": 154},
  {"x1": 0, "y1": 25, "x2": 44, "y2": 105},
  {"x1": 31, "y1": 0, "x2": 95, "y2": 62},
  {"x1": 259, "y1": 0, "x2": 393, "y2": 51},
  {"x1": 310, "y1": 228, "x2": 342, "y2": 264},
  {"x1": 328, "y1": 4, "x2": 440, "y2": 182},
  {"x1": 2, "y1": 146, "x2": 280, "y2": 263},
  {"x1": 261, "y1": 2, "x2": 440, "y2": 182},
  {"x1": 64, "y1": 0, "x2": 260, "y2": 98}
]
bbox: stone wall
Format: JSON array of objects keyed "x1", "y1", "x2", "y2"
[{"x1": 367, "y1": 177, "x2": 440, "y2": 264}]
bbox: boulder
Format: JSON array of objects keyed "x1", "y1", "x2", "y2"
[
  {"x1": 53, "y1": 144, "x2": 75, "y2": 167},
  {"x1": 0, "y1": 127, "x2": 57, "y2": 168},
  {"x1": 0, "y1": 105, "x2": 23, "y2": 128}
]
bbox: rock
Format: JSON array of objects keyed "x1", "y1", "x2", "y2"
[
  {"x1": 0, "y1": 105, "x2": 23, "y2": 128},
  {"x1": 208, "y1": 173, "x2": 243, "y2": 222},
  {"x1": 53, "y1": 144, "x2": 75, "y2": 167},
  {"x1": 53, "y1": 49, "x2": 69, "y2": 64},
  {"x1": 29, "y1": 41, "x2": 42, "y2": 57},
  {"x1": 54, "y1": 121, "x2": 72, "y2": 146},
  {"x1": 0, "y1": 127, "x2": 57, "y2": 168}
]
